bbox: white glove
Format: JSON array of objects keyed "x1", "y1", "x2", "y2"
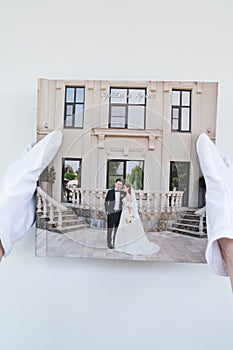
[
  {"x1": 196, "y1": 134, "x2": 233, "y2": 276},
  {"x1": 0, "y1": 130, "x2": 63, "y2": 257}
]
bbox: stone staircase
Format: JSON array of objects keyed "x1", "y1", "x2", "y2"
[
  {"x1": 167, "y1": 209, "x2": 207, "y2": 238},
  {"x1": 37, "y1": 208, "x2": 89, "y2": 234}
]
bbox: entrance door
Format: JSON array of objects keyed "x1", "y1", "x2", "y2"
[
  {"x1": 62, "y1": 158, "x2": 82, "y2": 202},
  {"x1": 169, "y1": 161, "x2": 190, "y2": 207}
]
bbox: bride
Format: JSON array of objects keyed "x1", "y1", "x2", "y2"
[{"x1": 114, "y1": 183, "x2": 160, "y2": 256}]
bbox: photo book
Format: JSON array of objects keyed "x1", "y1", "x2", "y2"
[{"x1": 36, "y1": 78, "x2": 218, "y2": 263}]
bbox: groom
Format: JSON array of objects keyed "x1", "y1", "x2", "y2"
[{"x1": 105, "y1": 178, "x2": 125, "y2": 249}]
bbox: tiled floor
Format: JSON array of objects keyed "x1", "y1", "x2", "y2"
[{"x1": 36, "y1": 227, "x2": 207, "y2": 263}]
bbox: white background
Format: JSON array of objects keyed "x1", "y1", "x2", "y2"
[{"x1": 0, "y1": 1, "x2": 233, "y2": 349}]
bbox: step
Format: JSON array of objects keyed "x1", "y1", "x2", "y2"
[
  {"x1": 171, "y1": 225, "x2": 207, "y2": 234},
  {"x1": 180, "y1": 215, "x2": 206, "y2": 221},
  {"x1": 57, "y1": 224, "x2": 89, "y2": 234},
  {"x1": 177, "y1": 216, "x2": 206, "y2": 223},
  {"x1": 167, "y1": 227, "x2": 207, "y2": 238},
  {"x1": 178, "y1": 220, "x2": 206, "y2": 226},
  {"x1": 172, "y1": 223, "x2": 204, "y2": 231},
  {"x1": 53, "y1": 214, "x2": 78, "y2": 221},
  {"x1": 182, "y1": 212, "x2": 205, "y2": 217},
  {"x1": 177, "y1": 219, "x2": 202, "y2": 225},
  {"x1": 54, "y1": 213, "x2": 80, "y2": 219},
  {"x1": 52, "y1": 210, "x2": 74, "y2": 216},
  {"x1": 59, "y1": 219, "x2": 86, "y2": 227}
]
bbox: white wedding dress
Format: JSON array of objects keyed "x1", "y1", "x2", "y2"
[{"x1": 115, "y1": 192, "x2": 160, "y2": 256}]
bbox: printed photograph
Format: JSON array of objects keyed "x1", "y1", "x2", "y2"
[{"x1": 36, "y1": 79, "x2": 218, "y2": 263}]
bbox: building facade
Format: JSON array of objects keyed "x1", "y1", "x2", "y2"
[{"x1": 37, "y1": 79, "x2": 218, "y2": 209}]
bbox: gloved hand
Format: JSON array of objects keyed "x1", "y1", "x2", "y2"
[
  {"x1": 0, "y1": 130, "x2": 63, "y2": 257},
  {"x1": 196, "y1": 133, "x2": 233, "y2": 276}
]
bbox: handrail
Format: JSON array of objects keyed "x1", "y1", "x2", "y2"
[
  {"x1": 37, "y1": 186, "x2": 67, "y2": 229},
  {"x1": 195, "y1": 206, "x2": 206, "y2": 236},
  {"x1": 37, "y1": 187, "x2": 67, "y2": 211},
  {"x1": 66, "y1": 187, "x2": 184, "y2": 213},
  {"x1": 195, "y1": 206, "x2": 206, "y2": 216}
]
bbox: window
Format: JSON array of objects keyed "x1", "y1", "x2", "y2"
[
  {"x1": 62, "y1": 158, "x2": 82, "y2": 202},
  {"x1": 171, "y1": 90, "x2": 191, "y2": 132},
  {"x1": 107, "y1": 160, "x2": 144, "y2": 189},
  {"x1": 169, "y1": 161, "x2": 190, "y2": 206},
  {"x1": 64, "y1": 86, "x2": 85, "y2": 128},
  {"x1": 109, "y1": 88, "x2": 146, "y2": 129}
]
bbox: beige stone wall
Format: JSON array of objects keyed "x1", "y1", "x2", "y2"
[{"x1": 37, "y1": 79, "x2": 218, "y2": 208}]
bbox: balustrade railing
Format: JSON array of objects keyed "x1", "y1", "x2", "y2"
[
  {"x1": 37, "y1": 187, "x2": 68, "y2": 229},
  {"x1": 67, "y1": 188, "x2": 183, "y2": 213},
  {"x1": 195, "y1": 206, "x2": 206, "y2": 236}
]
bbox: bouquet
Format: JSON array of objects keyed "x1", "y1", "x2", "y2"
[{"x1": 125, "y1": 214, "x2": 135, "y2": 224}]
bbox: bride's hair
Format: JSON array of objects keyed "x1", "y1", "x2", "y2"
[{"x1": 125, "y1": 183, "x2": 132, "y2": 195}]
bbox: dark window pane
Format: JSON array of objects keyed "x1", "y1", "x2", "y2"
[
  {"x1": 126, "y1": 160, "x2": 143, "y2": 190},
  {"x1": 169, "y1": 161, "x2": 190, "y2": 206},
  {"x1": 76, "y1": 88, "x2": 85, "y2": 103},
  {"x1": 110, "y1": 88, "x2": 146, "y2": 130},
  {"x1": 108, "y1": 161, "x2": 124, "y2": 176},
  {"x1": 171, "y1": 90, "x2": 191, "y2": 132},
  {"x1": 64, "y1": 87, "x2": 85, "y2": 128},
  {"x1": 128, "y1": 105, "x2": 144, "y2": 129},
  {"x1": 107, "y1": 160, "x2": 144, "y2": 190},
  {"x1": 108, "y1": 160, "x2": 124, "y2": 187},
  {"x1": 66, "y1": 88, "x2": 75, "y2": 102},
  {"x1": 108, "y1": 176, "x2": 119, "y2": 188},
  {"x1": 62, "y1": 158, "x2": 81, "y2": 202}
]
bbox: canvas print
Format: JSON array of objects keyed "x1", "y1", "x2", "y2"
[{"x1": 36, "y1": 79, "x2": 218, "y2": 263}]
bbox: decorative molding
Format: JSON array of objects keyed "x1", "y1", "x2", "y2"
[
  {"x1": 148, "y1": 134, "x2": 156, "y2": 150},
  {"x1": 37, "y1": 128, "x2": 53, "y2": 136},
  {"x1": 163, "y1": 82, "x2": 171, "y2": 92},
  {"x1": 56, "y1": 82, "x2": 62, "y2": 89},
  {"x1": 106, "y1": 148, "x2": 111, "y2": 156},
  {"x1": 196, "y1": 82, "x2": 203, "y2": 94},
  {"x1": 92, "y1": 128, "x2": 162, "y2": 150},
  {"x1": 88, "y1": 80, "x2": 94, "y2": 90},
  {"x1": 100, "y1": 81, "x2": 107, "y2": 90},
  {"x1": 150, "y1": 81, "x2": 157, "y2": 92},
  {"x1": 123, "y1": 147, "x2": 129, "y2": 156},
  {"x1": 105, "y1": 147, "x2": 146, "y2": 157},
  {"x1": 97, "y1": 133, "x2": 105, "y2": 149}
]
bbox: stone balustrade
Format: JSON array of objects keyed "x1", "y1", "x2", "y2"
[
  {"x1": 37, "y1": 187, "x2": 68, "y2": 229},
  {"x1": 195, "y1": 206, "x2": 206, "y2": 236},
  {"x1": 67, "y1": 188, "x2": 184, "y2": 213}
]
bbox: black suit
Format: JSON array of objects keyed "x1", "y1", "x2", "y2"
[{"x1": 105, "y1": 188, "x2": 125, "y2": 248}]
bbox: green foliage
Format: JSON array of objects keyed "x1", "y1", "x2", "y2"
[
  {"x1": 40, "y1": 166, "x2": 56, "y2": 184},
  {"x1": 64, "y1": 172, "x2": 77, "y2": 181},
  {"x1": 170, "y1": 162, "x2": 189, "y2": 190},
  {"x1": 126, "y1": 165, "x2": 143, "y2": 190},
  {"x1": 108, "y1": 161, "x2": 123, "y2": 188},
  {"x1": 170, "y1": 161, "x2": 190, "y2": 206}
]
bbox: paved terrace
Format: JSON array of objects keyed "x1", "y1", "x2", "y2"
[{"x1": 36, "y1": 228, "x2": 207, "y2": 263}]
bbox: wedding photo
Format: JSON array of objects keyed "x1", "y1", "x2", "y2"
[{"x1": 36, "y1": 78, "x2": 218, "y2": 263}]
